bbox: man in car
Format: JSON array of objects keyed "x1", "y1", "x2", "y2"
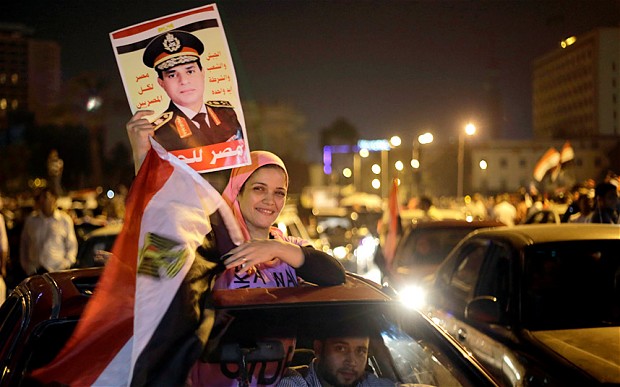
[{"x1": 278, "y1": 332, "x2": 396, "y2": 387}]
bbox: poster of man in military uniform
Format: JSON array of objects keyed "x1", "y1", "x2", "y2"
[{"x1": 110, "y1": 4, "x2": 250, "y2": 173}]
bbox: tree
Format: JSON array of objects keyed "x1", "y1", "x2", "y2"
[{"x1": 319, "y1": 118, "x2": 359, "y2": 150}]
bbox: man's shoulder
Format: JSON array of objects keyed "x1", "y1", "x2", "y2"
[
  {"x1": 277, "y1": 367, "x2": 309, "y2": 387},
  {"x1": 205, "y1": 100, "x2": 235, "y2": 109},
  {"x1": 360, "y1": 372, "x2": 397, "y2": 387},
  {"x1": 151, "y1": 111, "x2": 175, "y2": 131}
]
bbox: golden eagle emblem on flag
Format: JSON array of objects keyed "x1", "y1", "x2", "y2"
[{"x1": 138, "y1": 232, "x2": 187, "y2": 279}]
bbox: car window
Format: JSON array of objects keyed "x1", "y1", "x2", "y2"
[
  {"x1": 522, "y1": 240, "x2": 620, "y2": 330},
  {"x1": 76, "y1": 234, "x2": 117, "y2": 268},
  {"x1": 191, "y1": 303, "x2": 490, "y2": 386},
  {"x1": 475, "y1": 243, "x2": 512, "y2": 313},
  {"x1": 450, "y1": 243, "x2": 488, "y2": 295},
  {"x1": 394, "y1": 227, "x2": 482, "y2": 268}
]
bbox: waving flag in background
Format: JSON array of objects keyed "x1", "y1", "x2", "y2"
[
  {"x1": 533, "y1": 141, "x2": 576, "y2": 183},
  {"x1": 32, "y1": 138, "x2": 243, "y2": 386},
  {"x1": 533, "y1": 147, "x2": 561, "y2": 182},
  {"x1": 560, "y1": 141, "x2": 575, "y2": 164},
  {"x1": 382, "y1": 178, "x2": 401, "y2": 269}
]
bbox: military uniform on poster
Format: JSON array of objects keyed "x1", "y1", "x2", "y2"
[{"x1": 151, "y1": 101, "x2": 242, "y2": 151}]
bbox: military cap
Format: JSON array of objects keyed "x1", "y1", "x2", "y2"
[{"x1": 143, "y1": 30, "x2": 204, "y2": 71}]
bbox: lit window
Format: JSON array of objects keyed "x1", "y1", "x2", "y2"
[
  {"x1": 11, "y1": 99, "x2": 18, "y2": 110},
  {"x1": 0, "y1": 99, "x2": 6, "y2": 110},
  {"x1": 11, "y1": 74, "x2": 18, "y2": 85}
]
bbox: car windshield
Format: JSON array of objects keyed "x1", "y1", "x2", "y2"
[
  {"x1": 522, "y1": 240, "x2": 620, "y2": 330},
  {"x1": 194, "y1": 302, "x2": 486, "y2": 386},
  {"x1": 395, "y1": 227, "x2": 476, "y2": 267}
]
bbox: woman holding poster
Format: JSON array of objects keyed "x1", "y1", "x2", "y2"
[{"x1": 127, "y1": 112, "x2": 345, "y2": 289}]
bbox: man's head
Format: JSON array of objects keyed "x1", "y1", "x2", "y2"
[
  {"x1": 594, "y1": 182, "x2": 619, "y2": 211},
  {"x1": 143, "y1": 31, "x2": 206, "y2": 111},
  {"x1": 313, "y1": 336, "x2": 369, "y2": 387},
  {"x1": 35, "y1": 187, "x2": 58, "y2": 218}
]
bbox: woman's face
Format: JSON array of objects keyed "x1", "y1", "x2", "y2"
[{"x1": 237, "y1": 166, "x2": 287, "y2": 237}]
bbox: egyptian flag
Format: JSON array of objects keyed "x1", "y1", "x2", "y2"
[
  {"x1": 382, "y1": 178, "x2": 400, "y2": 269},
  {"x1": 533, "y1": 147, "x2": 561, "y2": 182},
  {"x1": 32, "y1": 138, "x2": 243, "y2": 386},
  {"x1": 560, "y1": 141, "x2": 575, "y2": 164}
]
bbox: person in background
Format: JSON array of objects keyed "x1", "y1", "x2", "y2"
[
  {"x1": 19, "y1": 187, "x2": 78, "y2": 275},
  {"x1": 492, "y1": 193, "x2": 517, "y2": 226},
  {"x1": 0, "y1": 194, "x2": 8, "y2": 304},
  {"x1": 586, "y1": 182, "x2": 619, "y2": 224},
  {"x1": 568, "y1": 192, "x2": 594, "y2": 223},
  {"x1": 468, "y1": 193, "x2": 488, "y2": 220},
  {"x1": 47, "y1": 149, "x2": 64, "y2": 196}
]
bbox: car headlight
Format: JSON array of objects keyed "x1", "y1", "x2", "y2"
[{"x1": 398, "y1": 285, "x2": 426, "y2": 310}]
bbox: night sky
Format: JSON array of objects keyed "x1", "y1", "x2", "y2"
[{"x1": 3, "y1": 0, "x2": 619, "y2": 160}]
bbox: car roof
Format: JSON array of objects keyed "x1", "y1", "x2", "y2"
[
  {"x1": 410, "y1": 219, "x2": 506, "y2": 229},
  {"x1": 213, "y1": 273, "x2": 393, "y2": 308},
  {"x1": 17, "y1": 269, "x2": 393, "y2": 314},
  {"x1": 467, "y1": 224, "x2": 620, "y2": 246}
]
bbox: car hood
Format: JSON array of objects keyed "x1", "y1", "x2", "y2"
[{"x1": 532, "y1": 327, "x2": 620, "y2": 384}]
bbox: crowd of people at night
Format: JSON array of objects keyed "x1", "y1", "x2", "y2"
[{"x1": 1, "y1": 170, "x2": 618, "y2": 305}]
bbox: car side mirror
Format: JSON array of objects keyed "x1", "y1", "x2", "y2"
[{"x1": 465, "y1": 296, "x2": 501, "y2": 324}]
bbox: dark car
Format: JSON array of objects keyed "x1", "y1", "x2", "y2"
[
  {"x1": 385, "y1": 220, "x2": 504, "y2": 302},
  {"x1": 74, "y1": 223, "x2": 122, "y2": 268},
  {"x1": 422, "y1": 224, "x2": 620, "y2": 386},
  {"x1": 312, "y1": 208, "x2": 379, "y2": 276},
  {"x1": 0, "y1": 268, "x2": 499, "y2": 386}
]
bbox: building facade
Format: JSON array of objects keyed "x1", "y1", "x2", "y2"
[
  {"x1": 533, "y1": 28, "x2": 620, "y2": 138},
  {"x1": 0, "y1": 23, "x2": 60, "y2": 127}
]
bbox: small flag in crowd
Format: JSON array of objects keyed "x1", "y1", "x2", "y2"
[
  {"x1": 32, "y1": 138, "x2": 243, "y2": 386},
  {"x1": 382, "y1": 178, "x2": 401, "y2": 269},
  {"x1": 533, "y1": 141, "x2": 575, "y2": 183},
  {"x1": 533, "y1": 147, "x2": 561, "y2": 182}
]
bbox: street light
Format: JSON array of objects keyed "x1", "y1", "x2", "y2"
[
  {"x1": 379, "y1": 136, "x2": 401, "y2": 198},
  {"x1": 411, "y1": 132, "x2": 434, "y2": 196},
  {"x1": 457, "y1": 123, "x2": 476, "y2": 198}
]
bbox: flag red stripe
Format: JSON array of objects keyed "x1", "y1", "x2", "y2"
[{"x1": 32, "y1": 149, "x2": 174, "y2": 384}]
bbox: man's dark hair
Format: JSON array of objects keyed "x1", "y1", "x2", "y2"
[
  {"x1": 595, "y1": 182, "x2": 617, "y2": 199},
  {"x1": 35, "y1": 186, "x2": 58, "y2": 201},
  {"x1": 156, "y1": 60, "x2": 203, "y2": 79}
]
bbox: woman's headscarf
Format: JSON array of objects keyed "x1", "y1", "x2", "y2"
[{"x1": 222, "y1": 150, "x2": 288, "y2": 241}]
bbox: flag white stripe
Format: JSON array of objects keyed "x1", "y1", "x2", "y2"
[
  {"x1": 94, "y1": 338, "x2": 133, "y2": 386},
  {"x1": 129, "y1": 139, "x2": 236, "y2": 380}
]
